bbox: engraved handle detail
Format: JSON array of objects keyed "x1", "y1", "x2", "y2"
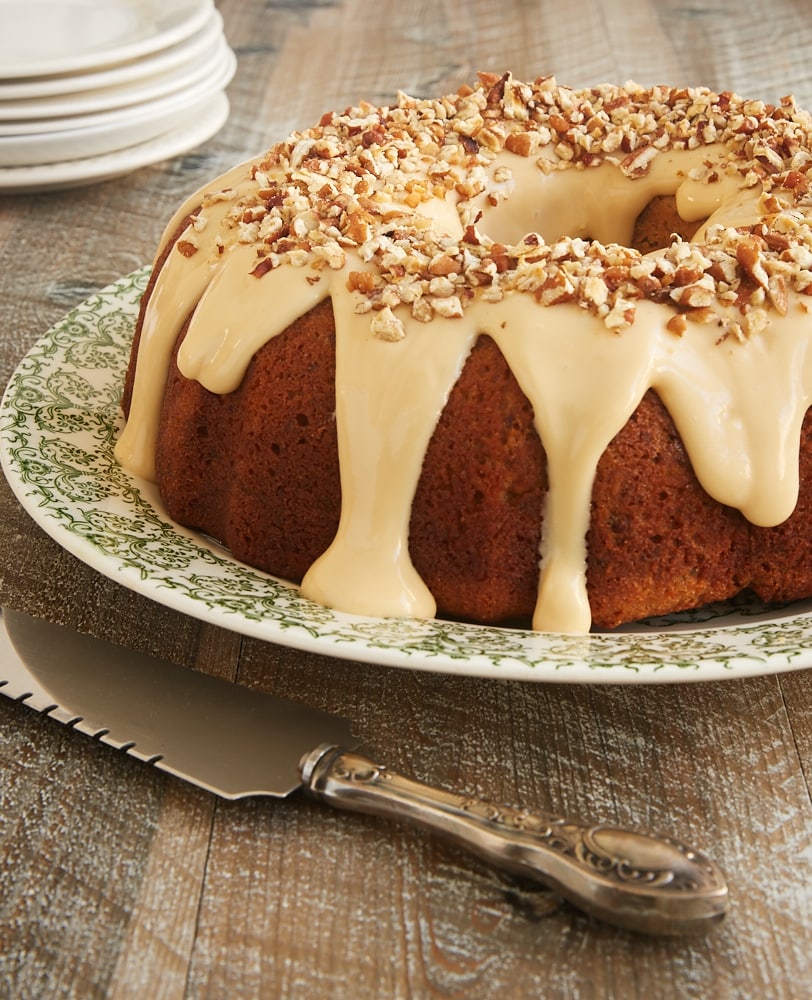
[{"x1": 299, "y1": 745, "x2": 728, "y2": 935}]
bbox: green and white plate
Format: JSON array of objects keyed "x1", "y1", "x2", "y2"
[{"x1": 2, "y1": 268, "x2": 812, "y2": 683}]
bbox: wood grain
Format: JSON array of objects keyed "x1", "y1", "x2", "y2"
[{"x1": 1, "y1": 1, "x2": 811, "y2": 997}]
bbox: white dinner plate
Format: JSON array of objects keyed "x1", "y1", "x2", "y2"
[
  {"x1": 0, "y1": 0, "x2": 214, "y2": 80},
  {"x1": 0, "y1": 93, "x2": 228, "y2": 192},
  {"x1": 0, "y1": 31, "x2": 227, "y2": 121},
  {"x1": 0, "y1": 9, "x2": 223, "y2": 101},
  {"x1": 0, "y1": 48, "x2": 234, "y2": 166},
  {"x1": 2, "y1": 268, "x2": 812, "y2": 683},
  {"x1": 0, "y1": 40, "x2": 237, "y2": 139}
]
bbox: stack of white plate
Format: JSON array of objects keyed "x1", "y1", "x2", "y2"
[{"x1": 0, "y1": 0, "x2": 235, "y2": 194}]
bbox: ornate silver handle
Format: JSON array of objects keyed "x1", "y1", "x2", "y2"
[{"x1": 299, "y1": 744, "x2": 728, "y2": 935}]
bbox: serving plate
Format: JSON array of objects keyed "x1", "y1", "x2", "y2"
[{"x1": 2, "y1": 268, "x2": 812, "y2": 683}]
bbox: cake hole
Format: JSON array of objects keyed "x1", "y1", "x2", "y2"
[{"x1": 630, "y1": 195, "x2": 706, "y2": 253}]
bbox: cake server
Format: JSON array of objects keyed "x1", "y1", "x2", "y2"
[{"x1": 0, "y1": 606, "x2": 728, "y2": 935}]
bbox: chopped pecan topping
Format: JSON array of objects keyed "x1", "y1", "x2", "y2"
[{"x1": 185, "y1": 73, "x2": 812, "y2": 341}]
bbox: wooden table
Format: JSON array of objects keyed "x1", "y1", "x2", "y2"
[{"x1": 1, "y1": 1, "x2": 811, "y2": 996}]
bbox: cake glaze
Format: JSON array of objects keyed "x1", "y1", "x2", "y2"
[{"x1": 117, "y1": 73, "x2": 812, "y2": 633}]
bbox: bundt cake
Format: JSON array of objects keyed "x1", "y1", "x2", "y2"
[{"x1": 116, "y1": 73, "x2": 812, "y2": 633}]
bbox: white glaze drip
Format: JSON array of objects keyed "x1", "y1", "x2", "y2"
[{"x1": 301, "y1": 305, "x2": 478, "y2": 619}]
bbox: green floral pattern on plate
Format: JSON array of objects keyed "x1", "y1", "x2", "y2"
[{"x1": 2, "y1": 268, "x2": 812, "y2": 683}]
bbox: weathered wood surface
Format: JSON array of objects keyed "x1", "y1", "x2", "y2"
[{"x1": 1, "y1": 1, "x2": 811, "y2": 996}]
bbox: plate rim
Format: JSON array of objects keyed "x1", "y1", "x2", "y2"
[
  {"x1": 0, "y1": 92, "x2": 229, "y2": 193},
  {"x1": 0, "y1": 31, "x2": 227, "y2": 122},
  {"x1": 0, "y1": 44, "x2": 234, "y2": 141},
  {"x1": 0, "y1": 51, "x2": 234, "y2": 169},
  {"x1": 0, "y1": 9, "x2": 223, "y2": 100},
  {"x1": 0, "y1": 0, "x2": 214, "y2": 80},
  {"x1": 2, "y1": 266, "x2": 812, "y2": 684}
]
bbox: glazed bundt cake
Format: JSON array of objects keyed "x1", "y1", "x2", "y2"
[{"x1": 116, "y1": 73, "x2": 812, "y2": 633}]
